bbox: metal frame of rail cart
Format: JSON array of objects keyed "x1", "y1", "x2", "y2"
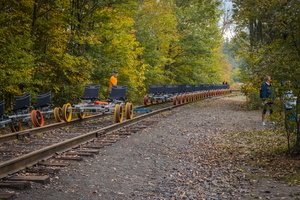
[
  {"x1": 160, "y1": 85, "x2": 181, "y2": 105},
  {"x1": 0, "y1": 93, "x2": 32, "y2": 132},
  {"x1": 55, "y1": 84, "x2": 134, "y2": 123},
  {"x1": 0, "y1": 92, "x2": 54, "y2": 132},
  {"x1": 143, "y1": 85, "x2": 166, "y2": 105}
]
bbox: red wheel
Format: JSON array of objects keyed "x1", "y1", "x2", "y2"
[
  {"x1": 182, "y1": 95, "x2": 187, "y2": 103},
  {"x1": 144, "y1": 95, "x2": 149, "y2": 106},
  {"x1": 30, "y1": 110, "x2": 45, "y2": 127}
]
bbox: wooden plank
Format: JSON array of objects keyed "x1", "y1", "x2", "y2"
[
  {"x1": 0, "y1": 192, "x2": 15, "y2": 200},
  {"x1": 55, "y1": 156, "x2": 83, "y2": 161},
  {"x1": 26, "y1": 167, "x2": 61, "y2": 174},
  {"x1": 38, "y1": 162, "x2": 69, "y2": 167},
  {"x1": 7, "y1": 175, "x2": 50, "y2": 185},
  {"x1": 66, "y1": 152, "x2": 94, "y2": 157},
  {"x1": 0, "y1": 181, "x2": 31, "y2": 190},
  {"x1": 77, "y1": 149, "x2": 99, "y2": 154},
  {"x1": 84, "y1": 145, "x2": 105, "y2": 149}
]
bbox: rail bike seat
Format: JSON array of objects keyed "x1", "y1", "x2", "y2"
[
  {"x1": 185, "y1": 85, "x2": 194, "y2": 93},
  {"x1": 194, "y1": 85, "x2": 201, "y2": 92},
  {"x1": 0, "y1": 100, "x2": 4, "y2": 118},
  {"x1": 149, "y1": 85, "x2": 165, "y2": 94},
  {"x1": 12, "y1": 92, "x2": 31, "y2": 113},
  {"x1": 80, "y1": 84, "x2": 100, "y2": 101},
  {"x1": 36, "y1": 91, "x2": 52, "y2": 109},
  {"x1": 178, "y1": 85, "x2": 186, "y2": 93},
  {"x1": 165, "y1": 85, "x2": 179, "y2": 94},
  {"x1": 108, "y1": 85, "x2": 127, "y2": 101},
  {"x1": 197, "y1": 85, "x2": 205, "y2": 91}
]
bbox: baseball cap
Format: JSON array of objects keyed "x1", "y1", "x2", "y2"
[{"x1": 114, "y1": 70, "x2": 118, "y2": 73}]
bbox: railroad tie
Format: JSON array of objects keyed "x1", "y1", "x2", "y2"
[
  {"x1": 0, "y1": 191, "x2": 15, "y2": 200},
  {"x1": 7, "y1": 175, "x2": 50, "y2": 185},
  {"x1": 37, "y1": 161, "x2": 69, "y2": 167},
  {"x1": 54, "y1": 156, "x2": 84, "y2": 161},
  {"x1": 0, "y1": 181, "x2": 31, "y2": 190}
]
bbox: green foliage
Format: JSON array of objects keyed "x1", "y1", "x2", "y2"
[
  {"x1": 0, "y1": 0, "x2": 230, "y2": 107},
  {"x1": 232, "y1": 0, "x2": 300, "y2": 153}
]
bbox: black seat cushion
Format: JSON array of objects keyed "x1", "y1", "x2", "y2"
[
  {"x1": 81, "y1": 84, "x2": 100, "y2": 100},
  {"x1": 13, "y1": 92, "x2": 31, "y2": 111},
  {"x1": 109, "y1": 85, "x2": 127, "y2": 100},
  {"x1": 36, "y1": 91, "x2": 52, "y2": 108},
  {"x1": 0, "y1": 100, "x2": 4, "y2": 116}
]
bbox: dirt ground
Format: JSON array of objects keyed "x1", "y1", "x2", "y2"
[{"x1": 11, "y1": 95, "x2": 300, "y2": 199}]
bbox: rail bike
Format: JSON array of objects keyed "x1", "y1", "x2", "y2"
[
  {"x1": 53, "y1": 84, "x2": 134, "y2": 123},
  {"x1": 144, "y1": 84, "x2": 231, "y2": 106},
  {"x1": 0, "y1": 92, "x2": 51, "y2": 132}
]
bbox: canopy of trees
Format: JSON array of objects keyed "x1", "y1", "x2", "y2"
[{"x1": 0, "y1": 0, "x2": 230, "y2": 107}]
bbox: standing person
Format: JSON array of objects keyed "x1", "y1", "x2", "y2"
[
  {"x1": 260, "y1": 75, "x2": 275, "y2": 125},
  {"x1": 109, "y1": 70, "x2": 118, "y2": 94},
  {"x1": 283, "y1": 81, "x2": 297, "y2": 130}
]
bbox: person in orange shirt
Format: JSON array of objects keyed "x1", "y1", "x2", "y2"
[{"x1": 109, "y1": 70, "x2": 118, "y2": 93}]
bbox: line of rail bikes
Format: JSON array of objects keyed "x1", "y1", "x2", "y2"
[{"x1": 0, "y1": 84, "x2": 230, "y2": 133}]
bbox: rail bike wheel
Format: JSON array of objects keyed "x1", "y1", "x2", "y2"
[
  {"x1": 114, "y1": 104, "x2": 124, "y2": 123},
  {"x1": 186, "y1": 94, "x2": 190, "y2": 102},
  {"x1": 30, "y1": 110, "x2": 45, "y2": 127},
  {"x1": 150, "y1": 97, "x2": 155, "y2": 105},
  {"x1": 125, "y1": 102, "x2": 134, "y2": 119},
  {"x1": 30, "y1": 110, "x2": 38, "y2": 127},
  {"x1": 182, "y1": 94, "x2": 187, "y2": 103},
  {"x1": 10, "y1": 121, "x2": 23, "y2": 132},
  {"x1": 177, "y1": 95, "x2": 182, "y2": 104},
  {"x1": 143, "y1": 95, "x2": 149, "y2": 106},
  {"x1": 54, "y1": 107, "x2": 63, "y2": 122},
  {"x1": 62, "y1": 103, "x2": 73, "y2": 122},
  {"x1": 173, "y1": 96, "x2": 178, "y2": 105},
  {"x1": 197, "y1": 93, "x2": 200, "y2": 100},
  {"x1": 76, "y1": 108, "x2": 86, "y2": 119}
]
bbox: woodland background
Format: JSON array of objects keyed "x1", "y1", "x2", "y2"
[
  {"x1": 2, "y1": 0, "x2": 300, "y2": 154},
  {"x1": 0, "y1": 0, "x2": 232, "y2": 107},
  {"x1": 231, "y1": 0, "x2": 300, "y2": 153}
]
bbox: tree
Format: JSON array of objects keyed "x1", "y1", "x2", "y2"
[
  {"x1": 135, "y1": 0, "x2": 180, "y2": 88},
  {"x1": 232, "y1": 0, "x2": 300, "y2": 153},
  {"x1": 174, "y1": 0, "x2": 227, "y2": 84},
  {"x1": 0, "y1": 0, "x2": 35, "y2": 108}
]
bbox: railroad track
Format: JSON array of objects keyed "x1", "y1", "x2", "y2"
[
  {"x1": 0, "y1": 95, "x2": 222, "y2": 199},
  {"x1": 0, "y1": 102, "x2": 160, "y2": 144}
]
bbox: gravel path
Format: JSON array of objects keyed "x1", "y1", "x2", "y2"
[{"x1": 13, "y1": 95, "x2": 300, "y2": 199}]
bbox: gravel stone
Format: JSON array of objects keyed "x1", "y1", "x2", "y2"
[{"x1": 10, "y1": 95, "x2": 300, "y2": 200}]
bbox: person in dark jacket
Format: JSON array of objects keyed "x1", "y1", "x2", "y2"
[{"x1": 260, "y1": 75, "x2": 275, "y2": 125}]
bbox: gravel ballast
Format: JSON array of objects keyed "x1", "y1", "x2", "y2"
[{"x1": 11, "y1": 95, "x2": 300, "y2": 199}]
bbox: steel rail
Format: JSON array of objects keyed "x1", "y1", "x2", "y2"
[
  {"x1": 0, "y1": 103, "x2": 153, "y2": 143},
  {"x1": 0, "y1": 103, "x2": 179, "y2": 179},
  {"x1": 0, "y1": 113, "x2": 112, "y2": 143}
]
